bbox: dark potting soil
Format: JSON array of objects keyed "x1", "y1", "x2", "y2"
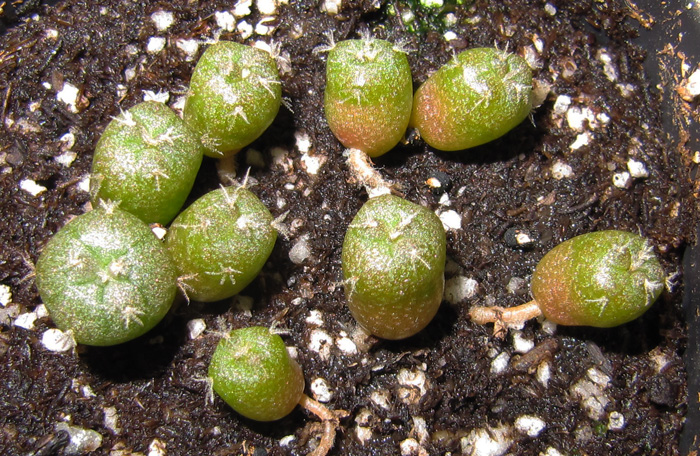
[{"x1": 0, "y1": 0, "x2": 696, "y2": 455}]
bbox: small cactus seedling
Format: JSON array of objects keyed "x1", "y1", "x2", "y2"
[
  {"x1": 470, "y1": 230, "x2": 665, "y2": 334},
  {"x1": 342, "y1": 194, "x2": 446, "y2": 339},
  {"x1": 183, "y1": 41, "x2": 281, "y2": 158},
  {"x1": 411, "y1": 47, "x2": 532, "y2": 151},
  {"x1": 323, "y1": 37, "x2": 413, "y2": 157},
  {"x1": 90, "y1": 101, "x2": 203, "y2": 225},
  {"x1": 35, "y1": 203, "x2": 177, "y2": 346},
  {"x1": 209, "y1": 326, "x2": 340, "y2": 456},
  {"x1": 209, "y1": 326, "x2": 305, "y2": 421},
  {"x1": 165, "y1": 186, "x2": 277, "y2": 302}
]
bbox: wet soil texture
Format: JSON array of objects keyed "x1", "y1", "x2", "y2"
[{"x1": 0, "y1": 0, "x2": 696, "y2": 455}]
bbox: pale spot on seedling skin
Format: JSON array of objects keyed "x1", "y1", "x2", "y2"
[
  {"x1": 200, "y1": 133, "x2": 225, "y2": 154},
  {"x1": 121, "y1": 305, "x2": 145, "y2": 328},
  {"x1": 236, "y1": 213, "x2": 265, "y2": 232},
  {"x1": 67, "y1": 250, "x2": 85, "y2": 268},
  {"x1": 593, "y1": 269, "x2": 613, "y2": 290},
  {"x1": 343, "y1": 276, "x2": 359, "y2": 298},
  {"x1": 643, "y1": 279, "x2": 664, "y2": 303},
  {"x1": 231, "y1": 106, "x2": 250, "y2": 124},
  {"x1": 141, "y1": 126, "x2": 183, "y2": 146},
  {"x1": 629, "y1": 242, "x2": 656, "y2": 271},
  {"x1": 348, "y1": 218, "x2": 379, "y2": 230},
  {"x1": 149, "y1": 169, "x2": 171, "y2": 192},
  {"x1": 177, "y1": 274, "x2": 200, "y2": 303},
  {"x1": 406, "y1": 245, "x2": 432, "y2": 273},
  {"x1": 462, "y1": 66, "x2": 491, "y2": 96},
  {"x1": 389, "y1": 211, "x2": 419, "y2": 241},
  {"x1": 219, "y1": 185, "x2": 243, "y2": 210},
  {"x1": 108, "y1": 258, "x2": 128, "y2": 278},
  {"x1": 586, "y1": 296, "x2": 610, "y2": 317},
  {"x1": 98, "y1": 199, "x2": 121, "y2": 215},
  {"x1": 205, "y1": 266, "x2": 242, "y2": 286},
  {"x1": 256, "y1": 75, "x2": 281, "y2": 98},
  {"x1": 113, "y1": 109, "x2": 137, "y2": 127},
  {"x1": 210, "y1": 75, "x2": 240, "y2": 106}
]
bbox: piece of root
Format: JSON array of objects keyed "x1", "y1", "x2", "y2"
[
  {"x1": 469, "y1": 300, "x2": 542, "y2": 338},
  {"x1": 216, "y1": 154, "x2": 238, "y2": 185},
  {"x1": 298, "y1": 393, "x2": 343, "y2": 456},
  {"x1": 344, "y1": 148, "x2": 392, "y2": 198}
]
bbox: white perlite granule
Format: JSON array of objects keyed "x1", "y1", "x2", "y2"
[
  {"x1": 151, "y1": 11, "x2": 174, "y2": 31},
  {"x1": 0, "y1": 284, "x2": 11, "y2": 306},
  {"x1": 514, "y1": 415, "x2": 546, "y2": 437},
  {"x1": 444, "y1": 276, "x2": 478, "y2": 304},
  {"x1": 41, "y1": 328, "x2": 76, "y2": 352}
]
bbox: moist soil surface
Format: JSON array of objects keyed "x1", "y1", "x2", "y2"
[{"x1": 0, "y1": 1, "x2": 697, "y2": 455}]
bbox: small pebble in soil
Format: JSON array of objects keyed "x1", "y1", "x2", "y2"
[
  {"x1": 41, "y1": 328, "x2": 77, "y2": 352},
  {"x1": 0, "y1": 284, "x2": 11, "y2": 306},
  {"x1": 461, "y1": 424, "x2": 512, "y2": 456},
  {"x1": 187, "y1": 319, "x2": 206, "y2": 340},
  {"x1": 103, "y1": 406, "x2": 120, "y2": 435},
  {"x1": 514, "y1": 415, "x2": 546, "y2": 437},
  {"x1": 55, "y1": 423, "x2": 103, "y2": 454},
  {"x1": 311, "y1": 377, "x2": 333, "y2": 402},
  {"x1": 438, "y1": 209, "x2": 462, "y2": 231},
  {"x1": 678, "y1": 67, "x2": 700, "y2": 101},
  {"x1": 491, "y1": 352, "x2": 510, "y2": 374},
  {"x1": 551, "y1": 161, "x2": 573, "y2": 179},
  {"x1": 148, "y1": 438, "x2": 167, "y2": 456},
  {"x1": 504, "y1": 227, "x2": 536, "y2": 249},
  {"x1": 608, "y1": 411, "x2": 626, "y2": 431},
  {"x1": 627, "y1": 158, "x2": 649, "y2": 178},
  {"x1": 425, "y1": 171, "x2": 452, "y2": 194},
  {"x1": 444, "y1": 276, "x2": 479, "y2": 304}
]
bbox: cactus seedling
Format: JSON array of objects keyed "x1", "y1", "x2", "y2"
[
  {"x1": 323, "y1": 37, "x2": 413, "y2": 158},
  {"x1": 470, "y1": 230, "x2": 665, "y2": 335},
  {"x1": 209, "y1": 326, "x2": 340, "y2": 456},
  {"x1": 183, "y1": 41, "x2": 281, "y2": 158},
  {"x1": 35, "y1": 203, "x2": 178, "y2": 346},
  {"x1": 90, "y1": 101, "x2": 203, "y2": 225},
  {"x1": 165, "y1": 185, "x2": 277, "y2": 302},
  {"x1": 411, "y1": 47, "x2": 533, "y2": 151},
  {"x1": 342, "y1": 194, "x2": 446, "y2": 339},
  {"x1": 209, "y1": 326, "x2": 305, "y2": 421}
]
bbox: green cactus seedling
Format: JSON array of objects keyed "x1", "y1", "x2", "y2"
[
  {"x1": 208, "y1": 326, "x2": 341, "y2": 455},
  {"x1": 323, "y1": 37, "x2": 413, "y2": 157},
  {"x1": 35, "y1": 203, "x2": 177, "y2": 346},
  {"x1": 209, "y1": 326, "x2": 305, "y2": 421},
  {"x1": 411, "y1": 47, "x2": 532, "y2": 151},
  {"x1": 90, "y1": 101, "x2": 203, "y2": 225},
  {"x1": 165, "y1": 186, "x2": 277, "y2": 302},
  {"x1": 183, "y1": 41, "x2": 281, "y2": 158},
  {"x1": 342, "y1": 194, "x2": 446, "y2": 339},
  {"x1": 470, "y1": 230, "x2": 665, "y2": 334}
]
